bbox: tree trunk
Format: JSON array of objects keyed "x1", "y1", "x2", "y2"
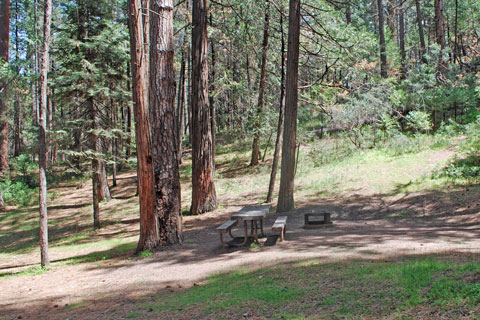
[
  {"x1": 345, "y1": 5, "x2": 351, "y2": 24},
  {"x1": 250, "y1": 0, "x2": 270, "y2": 166},
  {"x1": 191, "y1": 0, "x2": 217, "y2": 215},
  {"x1": 266, "y1": 8, "x2": 286, "y2": 203},
  {"x1": 277, "y1": 0, "x2": 300, "y2": 213},
  {"x1": 38, "y1": 0, "x2": 52, "y2": 268},
  {"x1": 377, "y1": 0, "x2": 388, "y2": 78},
  {"x1": 399, "y1": 3, "x2": 407, "y2": 79},
  {"x1": 0, "y1": 0, "x2": 10, "y2": 176},
  {"x1": 128, "y1": 0, "x2": 160, "y2": 251},
  {"x1": 415, "y1": 0, "x2": 427, "y2": 63},
  {"x1": 177, "y1": 45, "x2": 186, "y2": 164},
  {"x1": 126, "y1": 61, "x2": 132, "y2": 159},
  {"x1": 209, "y1": 14, "x2": 216, "y2": 169},
  {"x1": 149, "y1": 0, "x2": 183, "y2": 244},
  {"x1": 434, "y1": 0, "x2": 446, "y2": 75}
]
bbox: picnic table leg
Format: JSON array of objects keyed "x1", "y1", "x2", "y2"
[
  {"x1": 241, "y1": 221, "x2": 249, "y2": 246},
  {"x1": 219, "y1": 231, "x2": 228, "y2": 248},
  {"x1": 253, "y1": 221, "x2": 259, "y2": 244},
  {"x1": 259, "y1": 219, "x2": 265, "y2": 237}
]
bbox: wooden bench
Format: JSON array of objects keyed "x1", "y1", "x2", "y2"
[
  {"x1": 271, "y1": 216, "x2": 287, "y2": 242},
  {"x1": 216, "y1": 219, "x2": 238, "y2": 247}
]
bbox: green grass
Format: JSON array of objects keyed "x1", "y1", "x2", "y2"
[{"x1": 130, "y1": 256, "x2": 480, "y2": 319}]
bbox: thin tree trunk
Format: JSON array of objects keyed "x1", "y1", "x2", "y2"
[
  {"x1": 0, "y1": 0, "x2": 10, "y2": 176},
  {"x1": 177, "y1": 44, "x2": 186, "y2": 164},
  {"x1": 453, "y1": 0, "x2": 459, "y2": 63},
  {"x1": 250, "y1": 0, "x2": 270, "y2": 166},
  {"x1": 267, "y1": 7, "x2": 286, "y2": 203},
  {"x1": 128, "y1": 0, "x2": 160, "y2": 251},
  {"x1": 399, "y1": 3, "x2": 407, "y2": 79},
  {"x1": 38, "y1": 0, "x2": 52, "y2": 268},
  {"x1": 126, "y1": 62, "x2": 132, "y2": 159},
  {"x1": 415, "y1": 0, "x2": 427, "y2": 63},
  {"x1": 191, "y1": 0, "x2": 217, "y2": 215},
  {"x1": 378, "y1": 0, "x2": 388, "y2": 78},
  {"x1": 277, "y1": 0, "x2": 300, "y2": 213},
  {"x1": 434, "y1": 0, "x2": 446, "y2": 76},
  {"x1": 209, "y1": 14, "x2": 216, "y2": 169},
  {"x1": 0, "y1": 0, "x2": 9, "y2": 210},
  {"x1": 345, "y1": 5, "x2": 351, "y2": 24},
  {"x1": 149, "y1": 0, "x2": 183, "y2": 244}
]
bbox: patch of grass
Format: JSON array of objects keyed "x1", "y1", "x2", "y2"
[
  {"x1": 126, "y1": 311, "x2": 142, "y2": 318},
  {"x1": 139, "y1": 257, "x2": 480, "y2": 319},
  {"x1": 139, "y1": 250, "x2": 152, "y2": 259},
  {"x1": 0, "y1": 266, "x2": 48, "y2": 279},
  {"x1": 65, "y1": 302, "x2": 86, "y2": 310}
]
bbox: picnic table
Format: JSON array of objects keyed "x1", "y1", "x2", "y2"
[{"x1": 230, "y1": 205, "x2": 271, "y2": 246}]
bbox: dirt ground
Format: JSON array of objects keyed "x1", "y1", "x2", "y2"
[{"x1": 1, "y1": 148, "x2": 480, "y2": 320}]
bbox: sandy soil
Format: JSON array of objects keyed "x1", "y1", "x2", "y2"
[{"x1": 1, "y1": 146, "x2": 480, "y2": 320}]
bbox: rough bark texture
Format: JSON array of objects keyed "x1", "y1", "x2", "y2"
[
  {"x1": 377, "y1": 0, "x2": 388, "y2": 78},
  {"x1": 38, "y1": 0, "x2": 52, "y2": 267},
  {"x1": 415, "y1": 0, "x2": 427, "y2": 63},
  {"x1": 209, "y1": 14, "x2": 216, "y2": 169},
  {"x1": 277, "y1": 0, "x2": 300, "y2": 213},
  {"x1": 149, "y1": 0, "x2": 183, "y2": 244},
  {"x1": 250, "y1": 0, "x2": 270, "y2": 166},
  {"x1": 128, "y1": 0, "x2": 160, "y2": 251},
  {"x1": 191, "y1": 0, "x2": 217, "y2": 215},
  {"x1": 267, "y1": 9, "x2": 286, "y2": 203},
  {"x1": 177, "y1": 47, "x2": 186, "y2": 164},
  {"x1": 0, "y1": 0, "x2": 10, "y2": 175}
]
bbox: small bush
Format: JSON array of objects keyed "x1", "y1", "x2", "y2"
[{"x1": 1, "y1": 179, "x2": 38, "y2": 207}]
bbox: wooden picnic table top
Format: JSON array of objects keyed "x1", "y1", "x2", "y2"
[{"x1": 231, "y1": 205, "x2": 271, "y2": 221}]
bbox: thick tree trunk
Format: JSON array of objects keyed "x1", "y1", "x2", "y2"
[
  {"x1": 128, "y1": 0, "x2": 160, "y2": 251},
  {"x1": 267, "y1": 8, "x2": 286, "y2": 203},
  {"x1": 38, "y1": 0, "x2": 52, "y2": 268},
  {"x1": 250, "y1": 0, "x2": 270, "y2": 166},
  {"x1": 191, "y1": 0, "x2": 217, "y2": 215},
  {"x1": 126, "y1": 62, "x2": 132, "y2": 159},
  {"x1": 415, "y1": 0, "x2": 427, "y2": 63},
  {"x1": 277, "y1": 0, "x2": 300, "y2": 213},
  {"x1": 149, "y1": 0, "x2": 183, "y2": 244},
  {"x1": 377, "y1": 0, "x2": 388, "y2": 78}
]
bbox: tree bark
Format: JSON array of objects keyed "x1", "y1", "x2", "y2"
[
  {"x1": 250, "y1": 0, "x2": 270, "y2": 166},
  {"x1": 149, "y1": 0, "x2": 183, "y2": 244},
  {"x1": 128, "y1": 0, "x2": 160, "y2": 251},
  {"x1": 209, "y1": 13, "x2": 216, "y2": 169},
  {"x1": 277, "y1": 0, "x2": 300, "y2": 213},
  {"x1": 377, "y1": 0, "x2": 388, "y2": 78},
  {"x1": 266, "y1": 7, "x2": 286, "y2": 203},
  {"x1": 415, "y1": 0, "x2": 427, "y2": 63},
  {"x1": 0, "y1": 0, "x2": 10, "y2": 175},
  {"x1": 191, "y1": 0, "x2": 217, "y2": 215},
  {"x1": 38, "y1": 0, "x2": 52, "y2": 268}
]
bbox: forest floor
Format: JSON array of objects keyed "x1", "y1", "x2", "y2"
[{"x1": 2, "y1": 138, "x2": 480, "y2": 319}]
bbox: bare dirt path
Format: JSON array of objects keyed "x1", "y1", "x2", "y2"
[{"x1": 2, "y1": 146, "x2": 480, "y2": 320}]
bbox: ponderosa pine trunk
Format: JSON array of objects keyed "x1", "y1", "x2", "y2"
[
  {"x1": 38, "y1": 0, "x2": 52, "y2": 267},
  {"x1": 149, "y1": 0, "x2": 183, "y2": 244},
  {"x1": 250, "y1": 0, "x2": 270, "y2": 166},
  {"x1": 191, "y1": 0, "x2": 217, "y2": 215},
  {"x1": 209, "y1": 13, "x2": 216, "y2": 169},
  {"x1": 128, "y1": 0, "x2": 160, "y2": 251},
  {"x1": 277, "y1": 0, "x2": 300, "y2": 213},
  {"x1": 0, "y1": 0, "x2": 10, "y2": 210},
  {"x1": 266, "y1": 7, "x2": 286, "y2": 203},
  {"x1": 377, "y1": 0, "x2": 388, "y2": 78},
  {"x1": 415, "y1": 0, "x2": 427, "y2": 63}
]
